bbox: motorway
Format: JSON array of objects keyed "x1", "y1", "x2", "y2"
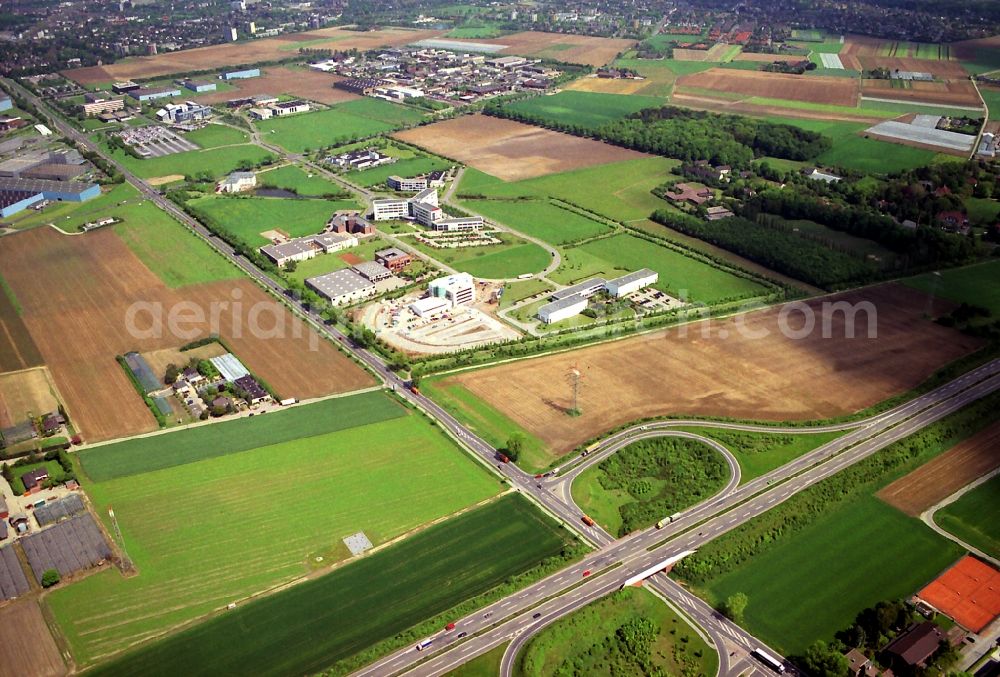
[{"x1": 12, "y1": 81, "x2": 1000, "y2": 677}]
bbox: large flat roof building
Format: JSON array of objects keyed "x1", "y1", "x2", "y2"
[
  {"x1": 538, "y1": 295, "x2": 589, "y2": 324},
  {"x1": 306, "y1": 269, "x2": 377, "y2": 306},
  {"x1": 606, "y1": 269, "x2": 657, "y2": 298}
]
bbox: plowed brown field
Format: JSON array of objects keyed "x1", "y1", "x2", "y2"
[
  {"x1": 195, "y1": 67, "x2": 359, "y2": 105},
  {"x1": 0, "y1": 601, "x2": 66, "y2": 677},
  {"x1": 443, "y1": 284, "x2": 982, "y2": 454},
  {"x1": 0, "y1": 367, "x2": 60, "y2": 428},
  {"x1": 855, "y1": 56, "x2": 969, "y2": 78},
  {"x1": 877, "y1": 421, "x2": 1000, "y2": 516},
  {"x1": 0, "y1": 279, "x2": 43, "y2": 373},
  {"x1": 394, "y1": 115, "x2": 650, "y2": 181},
  {"x1": 0, "y1": 228, "x2": 372, "y2": 442},
  {"x1": 861, "y1": 79, "x2": 982, "y2": 107},
  {"x1": 676, "y1": 68, "x2": 859, "y2": 106},
  {"x1": 63, "y1": 27, "x2": 442, "y2": 83}
]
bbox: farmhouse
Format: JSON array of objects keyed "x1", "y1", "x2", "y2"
[
  {"x1": 217, "y1": 171, "x2": 256, "y2": 193},
  {"x1": 884, "y1": 622, "x2": 944, "y2": 669},
  {"x1": 306, "y1": 269, "x2": 377, "y2": 306},
  {"x1": 375, "y1": 247, "x2": 412, "y2": 272},
  {"x1": 234, "y1": 375, "x2": 269, "y2": 405},
  {"x1": 664, "y1": 182, "x2": 714, "y2": 206},
  {"x1": 428, "y1": 272, "x2": 475, "y2": 306},
  {"x1": 21, "y1": 468, "x2": 49, "y2": 492}
]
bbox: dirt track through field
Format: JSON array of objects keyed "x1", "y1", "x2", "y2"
[
  {"x1": 877, "y1": 421, "x2": 1000, "y2": 516},
  {"x1": 394, "y1": 115, "x2": 650, "y2": 181},
  {"x1": 62, "y1": 27, "x2": 442, "y2": 83},
  {"x1": 0, "y1": 228, "x2": 373, "y2": 442},
  {"x1": 444, "y1": 284, "x2": 982, "y2": 454},
  {"x1": 677, "y1": 68, "x2": 859, "y2": 106},
  {"x1": 0, "y1": 601, "x2": 66, "y2": 677}
]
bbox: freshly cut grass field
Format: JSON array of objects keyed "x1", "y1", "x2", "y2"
[
  {"x1": 551, "y1": 233, "x2": 768, "y2": 303},
  {"x1": 184, "y1": 124, "x2": 250, "y2": 149},
  {"x1": 258, "y1": 165, "x2": 348, "y2": 197},
  {"x1": 706, "y1": 496, "x2": 962, "y2": 655},
  {"x1": 504, "y1": 91, "x2": 664, "y2": 130},
  {"x1": 903, "y1": 261, "x2": 1000, "y2": 317},
  {"x1": 99, "y1": 136, "x2": 275, "y2": 180},
  {"x1": 464, "y1": 199, "x2": 613, "y2": 245},
  {"x1": 51, "y1": 399, "x2": 501, "y2": 666},
  {"x1": 500, "y1": 278, "x2": 554, "y2": 309},
  {"x1": 518, "y1": 588, "x2": 717, "y2": 677},
  {"x1": 257, "y1": 99, "x2": 425, "y2": 153},
  {"x1": 936, "y1": 474, "x2": 1000, "y2": 559},
  {"x1": 79, "y1": 391, "x2": 404, "y2": 481},
  {"x1": 186, "y1": 195, "x2": 360, "y2": 244},
  {"x1": 87, "y1": 494, "x2": 568, "y2": 677},
  {"x1": 408, "y1": 234, "x2": 551, "y2": 279}
]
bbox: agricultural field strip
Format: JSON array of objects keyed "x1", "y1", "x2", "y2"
[{"x1": 355, "y1": 361, "x2": 1000, "y2": 676}]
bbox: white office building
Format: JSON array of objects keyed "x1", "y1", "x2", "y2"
[
  {"x1": 428, "y1": 272, "x2": 475, "y2": 306},
  {"x1": 606, "y1": 269, "x2": 658, "y2": 298},
  {"x1": 538, "y1": 295, "x2": 589, "y2": 324},
  {"x1": 372, "y1": 197, "x2": 410, "y2": 220}
]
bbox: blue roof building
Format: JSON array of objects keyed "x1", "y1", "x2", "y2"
[
  {"x1": 221, "y1": 68, "x2": 261, "y2": 80},
  {"x1": 0, "y1": 95, "x2": 12, "y2": 113}
]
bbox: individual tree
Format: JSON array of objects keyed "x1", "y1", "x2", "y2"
[
  {"x1": 41, "y1": 568, "x2": 61, "y2": 588},
  {"x1": 505, "y1": 433, "x2": 524, "y2": 462},
  {"x1": 164, "y1": 363, "x2": 179, "y2": 385},
  {"x1": 722, "y1": 592, "x2": 749, "y2": 624},
  {"x1": 285, "y1": 260, "x2": 298, "y2": 273},
  {"x1": 800, "y1": 640, "x2": 850, "y2": 677}
]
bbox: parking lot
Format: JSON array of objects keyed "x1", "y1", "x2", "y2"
[{"x1": 627, "y1": 287, "x2": 686, "y2": 312}]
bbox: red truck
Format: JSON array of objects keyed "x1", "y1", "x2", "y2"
[{"x1": 581, "y1": 515, "x2": 596, "y2": 527}]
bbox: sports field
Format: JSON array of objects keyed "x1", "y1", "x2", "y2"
[
  {"x1": 257, "y1": 165, "x2": 348, "y2": 197},
  {"x1": 551, "y1": 232, "x2": 767, "y2": 303},
  {"x1": 936, "y1": 475, "x2": 1000, "y2": 559},
  {"x1": 84, "y1": 494, "x2": 570, "y2": 676},
  {"x1": 49, "y1": 399, "x2": 502, "y2": 666},
  {"x1": 503, "y1": 91, "x2": 664, "y2": 130},
  {"x1": 462, "y1": 199, "x2": 613, "y2": 245},
  {"x1": 186, "y1": 195, "x2": 359, "y2": 244},
  {"x1": 518, "y1": 588, "x2": 717, "y2": 677},
  {"x1": 706, "y1": 496, "x2": 963, "y2": 654},
  {"x1": 257, "y1": 99, "x2": 425, "y2": 153}
]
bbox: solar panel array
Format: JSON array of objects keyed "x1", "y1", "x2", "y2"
[
  {"x1": 0, "y1": 544, "x2": 30, "y2": 601},
  {"x1": 34, "y1": 493, "x2": 86, "y2": 527},
  {"x1": 21, "y1": 513, "x2": 112, "y2": 582}
]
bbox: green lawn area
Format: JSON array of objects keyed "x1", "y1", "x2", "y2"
[
  {"x1": 184, "y1": 124, "x2": 250, "y2": 149},
  {"x1": 705, "y1": 496, "x2": 963, "y2": 655},
  {"x1": 79, "y1": 391, "x2": 404, "y2": 481},
  {"x1": 517, "y1": 588, "x2": 717, "y2": 677},
  {"x1": 256, "y1": 99, "x2": 425, "y2": 153},
  {"x1": 608, "y1": 58, "x2": 693, "y2": 97},
  {"x1": 935, "y1": 474, "x2": 1000, "y2": 559},
  {"x1": 504, "y1": 91, "x2": 664, "y2": 130},
  {"x1": 409, "y1": 233, "x2": 551, "y2": 279},
  {"x1": 447, "y1": 25, "x2": 504, "y2": 39},
  {"x1": 186, "y1": 195, "x2": 359, "y2": 245},
  {"x1": 978, "y1": 86, "x2": 1000, "y2": 113},
  {"x1": 84, "y1": 494, "x2": 570, "y2": 677},
  {"x1": 500, "y1": 278, "x2": 554, "y2": 309},
  {"x1": 551, "y1": 233, "x2": 767, "y2": 304},
  {"x1": 572, "y1": 436, "x2": 730, "y2": 536},
  {"x1": 902, "y1": 261, "x2": 1000, "y2": 317},
  {"x1": 257, "y1": 164, "x2": 349, "y2": 197},
  {"x1": 284, "y1": 237, "x2": 392, "y2": 283},
  {"x1": 423, "y1": 378, "x2": 551, "y2": 472},
  {"x1": 463, "y1": 199, "x2": 613, "y2": 245},
  {"x1": 452, "y1": 644, "x2": 508, "y2": 677},
  {"x1": 964, "y1": 197, "x2": 1000, "y2": 225},
  {"x1": 11, "y1": 460, "x2": 65, "y2": 494},
  {"x1": 53, "y1": 397, "x2": 503, "y2": 666},
  {"x1": 859, "y1": 99, "x2": 986, "y2": 118},
  {"x1": 101, "y1": 139, "x2": 276, "y2": 180},
  {"x1": 677, "y1": 428, "x2": 844, "y2": 482}
]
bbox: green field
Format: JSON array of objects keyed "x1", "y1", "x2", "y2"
[
  {"x1": 447, "y1": 25, "x2": 504, "y2": 39},
  {"x1": 463, "y1": 199, "x2": 613, "y2": 245},
  {"x1": 500, "y1": 278, "x2": 554, "y2": 309},
  {"x1": 99, "y1": 135, "x2": 276, "y2": 180},
  {"x1": 186, "y1": 195, "x2": 359, "y2": 245},
  {"x1": 344, "y1": 143, "x2": 452, "y2": 188},
  {"x1": 408, "y1": 233, "x2": 551, "y2": 279},
  {"x1": 903, "y1": 261, "x2": 1000, "y2": 317},
  {"x1": 256, "y1": 99, "x2": 425, "y2": 153},
  {"x1": 551, "y1": 233, "x2": 768, "y2": 303},
  {"x1": 859, "y1": 99, "x2": 986, "y2": 118},
  {"x1": 677, "y1": 428, "x2": 844, "y2": 482},
  {"x1": 517, "y1": 588, "x2": 717, "y2": 677},
  {"x1": 935, "y1": 474, "x2": 1000, "y2": 559},
  {"x1": 504, "y1": 91, "x2": 664, "y2": 130},
  {"x1": 573, "y1": 436, "x2": 730, "y2": 536},
  {"x1": 965, "y1": 197, "x2": 1000, "y2": 225},
  {"x1": 52, "y1": 397, "x2": 502, "y2": 665},
  {"x1": 422, "y1": 379, "x2": 551, "y2": 471},
  {"x1": 79, "y1": 391, "x2": 404, "y2": 481},
  {"x1": 257, "y1": 164, "x2": 348, "y2": 197},
  {"x1": 706, "y1": 496, "x2": 962, "y2": 654},
  {"x1": 184, "y1": 124, "x2": 250, "y2": 149},
  {"x1": 86, "y1": 494, "x2": 570, "y2": 677}
]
